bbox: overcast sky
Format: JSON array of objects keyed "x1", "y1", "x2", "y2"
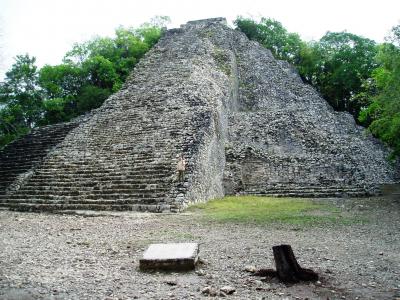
[{"x1": 0, "y1": 0, "x2": 399, "y2": 79}]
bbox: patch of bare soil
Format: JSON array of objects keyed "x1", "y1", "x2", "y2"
[{"x1": 0, "y1": 196, "x2": 399, "y2": 299}]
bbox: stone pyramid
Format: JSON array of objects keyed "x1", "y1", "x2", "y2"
[{"x1": 0, "y1": 18, "x2": 398, "y2": 212}]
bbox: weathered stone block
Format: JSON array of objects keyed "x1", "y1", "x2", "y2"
[{"x1": 139, "y1": 243, "x2": 199, "y2": 271}]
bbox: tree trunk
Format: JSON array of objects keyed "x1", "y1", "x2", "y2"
[{"x1": 272, "y1": 244, "x2": 318, "y2": 283}]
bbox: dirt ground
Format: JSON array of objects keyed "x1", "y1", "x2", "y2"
[{"x1": 0, "y1": 196, "x2": 399, "y2": 300}]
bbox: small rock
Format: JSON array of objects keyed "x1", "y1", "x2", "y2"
[
  {"x1": 209, "y1": 288, "x2": 218, "y2": 297},
  {"x1": 198, "y1": 258, "x2": 208, "y2": 265},
  {"x1": 220, "y1": 286, "x2": 235, "y2": 295},
  {"x1": 254, "y1": 280, "x2": 264, "y2": 286},
  {"x1": 202, "y1": 286, "x2": 218, "y2": 297},
  {"x1": 164, "y1": 279, "x2": 178, "y2": 286},
  {"x1": 244, "y1": 265, "x2": 256, "y2": 273},
  {"x1": 219, "y1": 291, "x2": 227, "y2": 297},
  {"x1": 202, "y1": 286, "x2": 211, "y2": 294},
  {"x1": 196, "y1": 269, "x2": 205, "y2": 276}
]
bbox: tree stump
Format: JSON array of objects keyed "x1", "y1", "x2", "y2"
[{"x1": 272, "y1": 244, "x2": 318, "y2": 283}]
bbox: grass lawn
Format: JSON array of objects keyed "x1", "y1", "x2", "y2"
[{"x1": 188, "y1": 195, "x2": 360, "y2": 226}]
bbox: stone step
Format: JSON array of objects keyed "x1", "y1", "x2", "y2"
[
  {"x1": 0, "y1": 173, "x2": 33, "y2": 181},
  {"x1": 5, "y1": 140, "x2": 66, "y2": 149},
  {"x1": 0, "y1": 154, "x2": 48, "y2": 161},
  {"x1": 9, "y1": 190, "x2": 167, "y2": 198},
  {"x1": 0, "y1": 119, "x2": 82, "y2": 196},
  {"x1": 29, "y1": 172, "x2": 173, "y2": 180},
  {"x1": 30, "y1": 170, "x2": 173, "y2": 177},
  {"x1": 33, "y1": 167, "x2": 173, "y2": 175},
  {"x1": 0, "y1": 169, "x2": 35, "y2": 176},
  {"x1": 18, "y1": 183, "x2": 168, "y2": 191},
  {"x1": 244, "y1": 185, "x2": 371, "y2": 190},
  {"x1": 24, "y1": 177, "x2": 173, "y2": 186},
  {"x1": 85, "y1": 193, "x2": 166, "y2": 199},
  {"x1": 0, "y1": 180, "x2": 14, "y2": 186},
  {"x1": 0, "y1": 183, "x2": 21, "y2": 192},
  {"x1": 38, "y1": 161, "x2": 175, "y2": 168},
  {"x1": 0, "y1": 202, "x2": 166, "y2": 212},
  {"x1": 243, "y1": 190, "x2": 373, "y2": 197},
  {"x1": 0, "y1": 197, "x2": 163, "y2": 205},
  {"x1": 89, "y1": 188, "x2": 168, "y2": 194},
  {"x1": 22, "y1": 179, "x2": 173, "y2": 188},
  {"x1": 0, "y1": 165, "x2": 38, "y2": 172},
  {"x1": 3, "y1": 142, "x2": 68, "y2": 151},
  {"x1": 244, "y1": 189, "x2": 368, "y2": 194}
]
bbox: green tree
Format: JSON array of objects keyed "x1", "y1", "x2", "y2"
[
  {"x1": 0, "y1": 54, "x2": 43, "y2": 128},
  {"x1": 63, "y1": 17, "x2": 168, "y2": 81},
  {"x1": 39, "y1": 18, "x2": 167, "y2": 125},
  {"x1": 40, "y1": 97, "x2": 71, "y2": 125},
  {"x1": 359, "y1": 25, "x2": 400, "y2": 157},
  {"x1": 0, "y1": 54, "x2": 43, "y2": 147},
  {"x1": 234, "y1": 17, "x2": 305, "y2": 65},
  {"x1": 1, "y1": 18, "x2": 167, "y2": 147},
  {"x1": 137, "y1": 16, "x2": 170, "y2": 47},
  {"x1": 39, "y1": 64, "x2": 83, "y2": 98},
  {"x1": 76, "y1": 85, "x2": 111, "y2": 114},
  {"x1": 82, "y1": 55, "x2": 120, "y2": 90},
  {"x1": 0, "y1": 104, "x2": 30, "y2": 147},
  {"x1": 310, "y1": 32, "x2": 378, "y2": 114}
]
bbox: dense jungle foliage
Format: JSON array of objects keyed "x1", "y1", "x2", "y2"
[
  {"x1": 0, "y1": 17, "x2": 169, "y2": 147},
  {"x1": 0, "y1": 16, "x2": 399, "y2": 157}
]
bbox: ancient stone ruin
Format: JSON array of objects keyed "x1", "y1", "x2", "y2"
[{"x1": 0, "y1": 18, "x2": 399, "y2": 212}]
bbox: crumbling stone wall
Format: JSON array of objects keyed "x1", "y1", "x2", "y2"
[
  {"x1": 222, "y1": 31, "x2": 399, "y2": 196},
  {"x1": 0, "y1": 18, "x2": 398, "y2": 211}
]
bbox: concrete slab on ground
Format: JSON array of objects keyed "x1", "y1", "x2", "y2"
[{"x1": 139, "y1": 242, "x2": 199, "y2": 271}]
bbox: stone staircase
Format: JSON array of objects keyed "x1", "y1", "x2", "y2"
[
  {"x1": 0, "y1": 134, "x2": 192, "y2": 212},
  {"x1": 1, "y1": 152, "x2": 179, "y2": 211},
  {"x1": 0, "y1": 110, "x2": 197, "y2": 212},
  {"x1": 0, "y1": 119, "x2": 83, "y2": 197}
]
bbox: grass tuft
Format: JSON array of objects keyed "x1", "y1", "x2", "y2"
[{"x1": 188, "y1": 196, "x2": 361, "y2": 226}]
